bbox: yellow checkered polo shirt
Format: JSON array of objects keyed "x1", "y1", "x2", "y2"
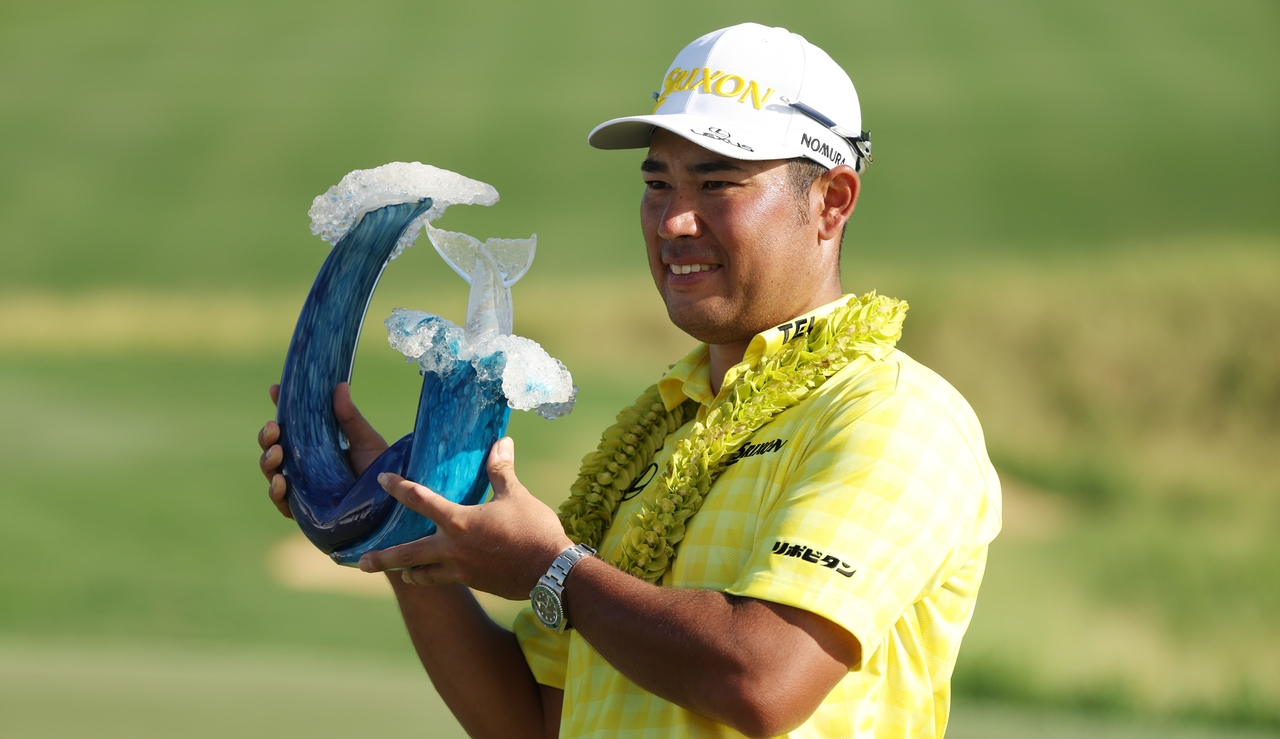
[{"x1": 515, "y1": 295, "x2": 1002, "y2": 738}]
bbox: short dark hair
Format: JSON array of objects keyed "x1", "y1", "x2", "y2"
[
  {"x1": 785, "y1": 158, "x2": 829, "y2": 223},
  {"x1": 786, "y1": 158, "x2": 849, "y2": 253}
]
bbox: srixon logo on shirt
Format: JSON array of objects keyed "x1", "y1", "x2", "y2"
[
  {"x1": 722, "y1": 438, "x2": 786, "y2": 466},
  {"x1": 771, "y1": 541, "x2": 856, "y2": 577}
]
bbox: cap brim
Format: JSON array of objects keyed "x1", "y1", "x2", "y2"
[{"x1": 589, "y1": 113, "x2": 799, "y2": 162}]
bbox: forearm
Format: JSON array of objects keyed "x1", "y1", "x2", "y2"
[
  {"x1": 388, "y1": 577, "x2": 552, "y2": 739},
  {"x1": 563, "y1": 557, "x2": 854, "y2": 738},
  {"x1": 357, "y1": 446, "x2": 851, "y2": 736}
]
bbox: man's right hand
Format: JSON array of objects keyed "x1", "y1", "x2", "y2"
[{"x1": 257, "y1": 381, "x2": 389, "y2": 519}]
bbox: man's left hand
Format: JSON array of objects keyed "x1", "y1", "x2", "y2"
[{"x1": 358, "y1": 437, "x2": 574, "y2": 601}]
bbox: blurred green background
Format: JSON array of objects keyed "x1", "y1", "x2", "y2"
[{"x1": 2, "y1": 1, "x2": 1277, "y2": 737}]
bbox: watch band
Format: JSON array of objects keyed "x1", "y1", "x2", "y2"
[
  {"x1": 530, "y1": 543, "x2": 596, "y2": 632},
  {"x1": 545, "y1": 543, "x2": 595, "y2": 588}
]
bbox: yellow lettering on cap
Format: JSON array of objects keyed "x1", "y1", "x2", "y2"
[
  {"x1": 713, "y1": 75, "x2": 744, "y2": 97},
  {"x1": 700, "y1": 70, "x2": 724, "y2": 93},
  {"x1": 653, "y1": 68, "x2": 691, "y2": 113},
  {"x1": 737, "y1": 81, "x2": 774, "y2": 110},
  {"x1": 651, "y1": 67, "x2": 774, "y2": 113},
  {"x1": 683, "y1": 68, "x2": 724, "y2": 93},
  {"x1": 668, "y1": 69, "x2": 691, "y2": 92}
]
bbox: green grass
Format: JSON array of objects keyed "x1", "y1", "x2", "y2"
[
  {"x1": 8, "y1": 638, "x2": 1276, "y2": 739},
  {"x1": 947, "y1": 700, "x2": 1280, "y2": 739},
  {"x1": 1, "y1": 0, "x2": 1276, "y2": 291},
  {"x1": 1, "y1": 0, "x2": 1278, "y2": 734},
  {"x1": 0, "y1": 638, "x2": 468, "y2": 739},
  {"x1": 873, "y1": 245, "x2": 1280, "y2": 729}
]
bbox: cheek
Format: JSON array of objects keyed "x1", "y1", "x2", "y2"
[
  {"x1": 640, "y1": 188, "x2": 667, "y2": 222},
  {"x1": 721, "y1": 195, "x2": 799, "y2": 258},
  {"x1": 640, "y1": 209, "x2": 666, "y2": 283},
  {"x1": 639, "y1": 194, "x2": 660, "y2": 242}
]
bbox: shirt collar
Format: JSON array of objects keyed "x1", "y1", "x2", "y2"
[{"x1": 657, "y1": 294, "x2": 856, "y2": 411}]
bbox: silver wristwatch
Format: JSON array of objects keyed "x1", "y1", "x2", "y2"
[{"x1": 530, "y1": 543, "x2": 597, "y2": 632}]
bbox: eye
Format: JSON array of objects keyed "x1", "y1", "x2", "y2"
[
  {"x1": 703, "y1": 180, "x2": 730, "y2": 191},
  {"x1": 644, "y1": 179, "x2": 670, "y2": 190}
]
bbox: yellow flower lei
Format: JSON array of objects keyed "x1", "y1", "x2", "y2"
[{"x1": 558, "y1": 293, "x2": 908, "y2": 583}]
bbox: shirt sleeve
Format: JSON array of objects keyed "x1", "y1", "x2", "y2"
[
  {"x1": 724, "y1": 389, "x2": 1001, "y2": 663},
  {"x1": 513, "y1": 605, "x2": 570, "y2": 689}
]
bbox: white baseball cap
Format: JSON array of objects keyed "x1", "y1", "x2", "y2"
[{"x1": 589, "y1": 23, "x2": 871, "y2": 173}]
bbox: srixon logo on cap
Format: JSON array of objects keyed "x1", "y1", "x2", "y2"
[{"x1": 653, "y1": 67, "x2": 775, "y2": 113}]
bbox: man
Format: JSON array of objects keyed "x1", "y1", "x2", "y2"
[{"x1": 258, "y1": 23, "x2": 1000, "y2": 739}]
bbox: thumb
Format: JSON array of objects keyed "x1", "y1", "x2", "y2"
[
  {"x1": 334, "y1": 382, "x2": 385, "y2": 448},
  {"x1": 486, "y1": 437, "x2": 519, "y2": 498}
]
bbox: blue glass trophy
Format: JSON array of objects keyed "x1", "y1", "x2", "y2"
[{"x1": 276, "y1": 163, "x2": 575, "y2": 566}]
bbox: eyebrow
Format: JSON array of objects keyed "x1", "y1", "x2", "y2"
[{"x1": 641, "y1": 158, "x2": 748, "y2": 175}]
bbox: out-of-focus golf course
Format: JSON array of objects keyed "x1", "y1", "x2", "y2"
[{"x1": 2, "y1": 1, "x2": 1277, "y2": 737}]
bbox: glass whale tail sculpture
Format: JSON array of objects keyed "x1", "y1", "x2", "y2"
[{"x1": 277, "y1": 163, "x2": 575, "y2": 567}]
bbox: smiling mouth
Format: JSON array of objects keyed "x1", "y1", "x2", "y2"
[{"x1": 668, "y1": 263, "x2": 718, "y2": 275}]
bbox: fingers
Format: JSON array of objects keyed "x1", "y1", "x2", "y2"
[
  {"x1": 377, "y1": 473, "x2": 458, "y2": 523},
  {"x1": 356, "y1": 524, "x2": 459, "y2": 583},
  {"x1": 258, "y1": 419, "x2": 279, "y2": 452},
  {"x1": 259, "y1": 438, "x2": 282, "y2": 481},
  {"x1": 357, "y1": 474, "x2": 463, "y2": 576},
  {"x1": 486, "y1": 437, "x2": 519, "y2": 499},
  {"x1": 364, "y1": 454, "x2": 568, "y2": 598},
  {"x1": 268, "y1": 473, "x2": 293, "y2": 519},
  {"x1": 258, "y1": 410, "x2": 281, "y2": 479},
  {"x1": 357, "y1": 536, "x2": 448, "y2": 576},
  {"x1": 260, "y1": 437, "x2": 292, "y2": 519},
  {"x1": 261, "y1": 384, "x2": 289, "y2": 518}
]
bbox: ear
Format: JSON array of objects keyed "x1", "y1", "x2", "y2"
[{"x1": 816, "y1": 165, "x2": 859, "y2": 242}]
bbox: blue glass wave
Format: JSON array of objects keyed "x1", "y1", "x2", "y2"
[{"x1": 277, "y1": 200, "x2": 511, "y2": 564}]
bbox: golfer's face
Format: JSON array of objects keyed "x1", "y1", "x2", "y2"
[{"x1": 640, "y1": 129, "x2": 828, "y2": 346}]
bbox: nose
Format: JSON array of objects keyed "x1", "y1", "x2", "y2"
[{"x1": 657, "y1": 190, "x2": 701, "y2": 241}]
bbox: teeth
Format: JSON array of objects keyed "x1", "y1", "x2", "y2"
[{"x1": 669, "y1": 264, "x2": 715, "y2": 275}]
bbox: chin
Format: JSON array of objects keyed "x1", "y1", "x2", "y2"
[{"x1": 664, "y1": 300, "x2": 757, "y2": 346}]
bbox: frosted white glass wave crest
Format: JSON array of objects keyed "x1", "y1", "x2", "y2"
[
  {"x1": 309, "y1": 162, "x2": 494, "y2": 255},
  {"x1": 385, "y1": 309, "x2": 576, "y2": 420}
]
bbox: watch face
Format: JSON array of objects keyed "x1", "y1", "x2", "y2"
[{"x1": 530, "y1": 585, "x2": 562, "y2": 629}]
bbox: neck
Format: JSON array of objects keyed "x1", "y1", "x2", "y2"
[
  {"x1": 707, "y1": 287, "x2": 845, "y2": 395},
  {"x1": 708, "y1": 340, "x2": 750, "y2": 396}
]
